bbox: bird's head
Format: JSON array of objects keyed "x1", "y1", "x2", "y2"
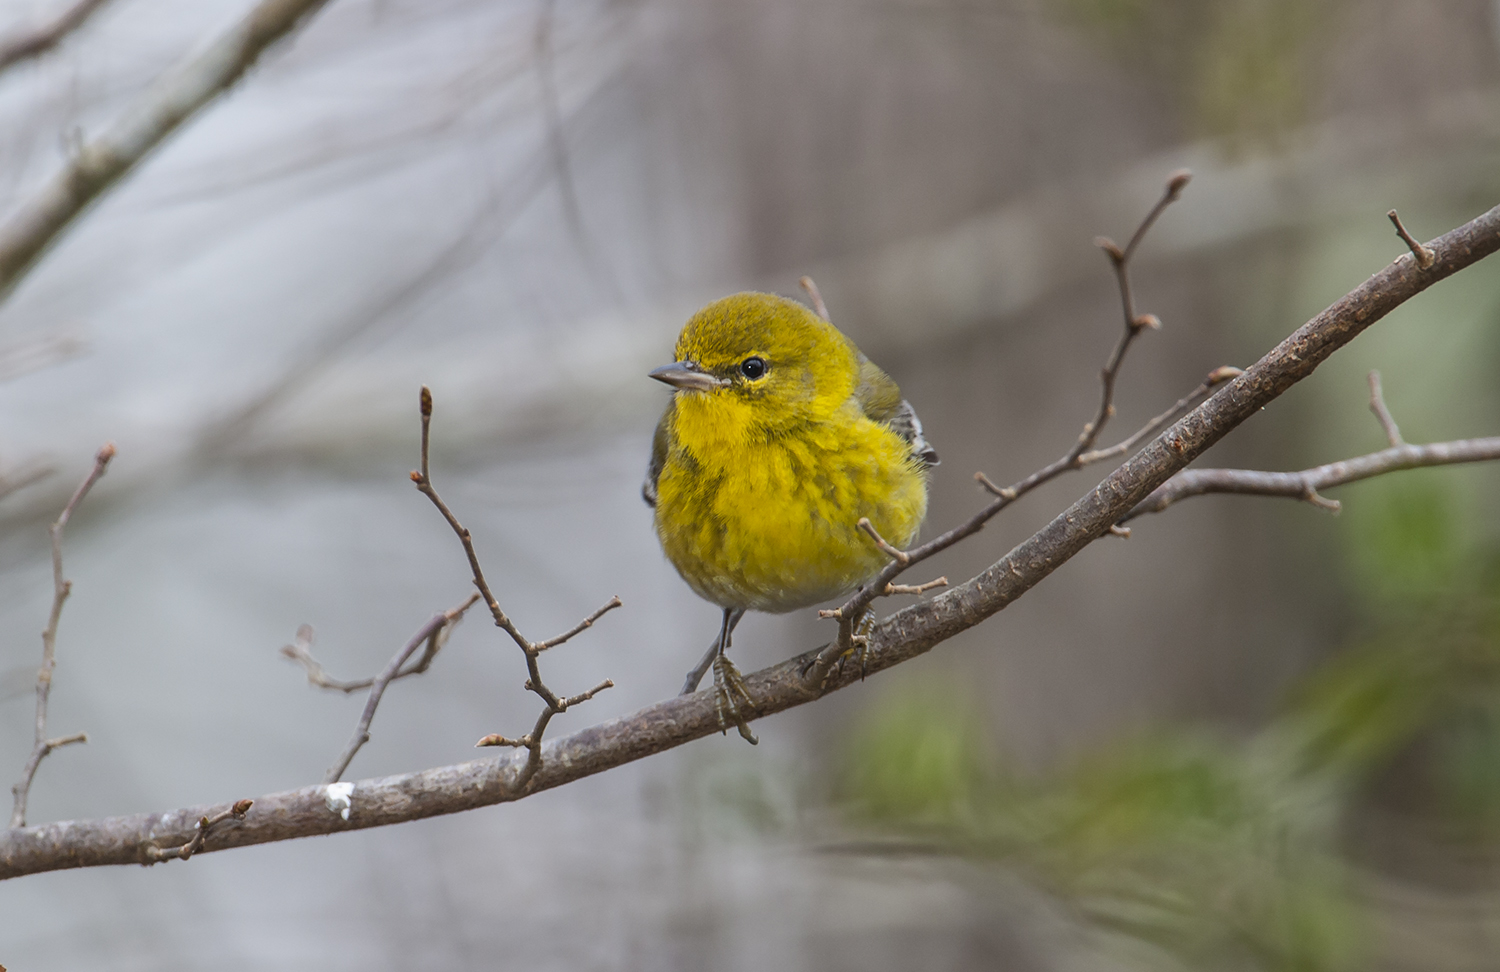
[{"x1": 650, "y1": 292, "x2": 858, "y2": 434}]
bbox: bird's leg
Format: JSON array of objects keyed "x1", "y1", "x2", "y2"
[
  {"x1": 834, "y1": 608, "x2": 878, "y2": 681},
  {"x1": 707, "y1": 606, "x2": 757, "y2": 744},
  {"x1": 681, "y1": 607, "x2": 745, "y2": 695}
]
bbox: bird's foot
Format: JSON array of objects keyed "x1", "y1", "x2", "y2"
[{"x1": 712, "y1": 653, "x2": 758, "y2": 745}]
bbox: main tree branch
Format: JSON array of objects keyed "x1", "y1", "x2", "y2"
[{"x1": 3, "y1": 203, "x2": 1497, "y2": 881}]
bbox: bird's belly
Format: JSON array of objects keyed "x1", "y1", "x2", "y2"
[{"x1": 653, "y1": 428, "x2": 926, "y2": 613}]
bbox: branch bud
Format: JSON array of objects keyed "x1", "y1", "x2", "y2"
[{"x1": 1166, "y1": 169, "x2": 1192, "y2": 199}]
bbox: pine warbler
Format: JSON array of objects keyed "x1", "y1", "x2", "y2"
[{"x1": 644, "y1": 291, "x2": 937, "y2": 742}]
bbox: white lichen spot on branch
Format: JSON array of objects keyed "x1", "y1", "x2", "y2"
[{"x1": 323, "y1": 783, "x2": 353, "y2": 822}]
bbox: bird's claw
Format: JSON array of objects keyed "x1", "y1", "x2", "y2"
[{"x1": 712, "y1": 653, "x2": 758, "y2": 744}]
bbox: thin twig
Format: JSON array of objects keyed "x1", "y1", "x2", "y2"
[
  {"x1": 809, "y1": 171, "x2": 1192, "y2": 680},
  {"x1": 857, "y1": 517, "x2": 910, "y2": 564},
  {"x1": 799, "y1": 275, "x2": 831, "y2": 321},
  {"x1": 282, "y1": 595, "x2": 477, "y2": 695},
  {"x1": 1122, "y1": 436, "x2": 1500, "y2": 521},
  {"x1": 10, "y1": 443, "x2": 113, "y2": 830},
  {"x1": 324, "y1": 594, "x2": 481, "y2": 784},
  {"x1": 3, "y1": 202, "x2": 1500, "y2": 879},
  {"x1": 0, "y1": 0, "x2": 112, "y2": 72},
  {"x1": 411, "y1": 387, "x2": 617, "y2": 789},
  {"x1": 1077, "y1": 365, "x2": 1243, "y2": 465},
  {"x1": 535, "y1": 596, "x2": 623, "y2": 651},
  {"x1": 884, "y1": 577, "x2": 948, "y2": 596},
  {"x1": 139, "y1": 800, "x2": 252, "y2": 864},
  {"x1": 1367, "y1": 370, "x2": 1403, "y2": 447},
  {"x1": 1388, "y1": 209, "x2": 1435, "y2": 269}
]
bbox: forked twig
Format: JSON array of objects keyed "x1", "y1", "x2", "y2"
[
  {"x1": 140, "y1": 800, "x2": 253, "y2": 864},
  {"x1": 10, "y1": 443, "x2": 113, "y2": 829},
  {"x1": 1124, "y1": 369, "x2": 1494, "y2": 520},
  {"x1": 323, "y1": 594, "x2": 481, "y2": 783},
  {"x1": 412, "y1": 387, "x2": 619, "y2": 789},
  {"x1": 1123, "y1": 436, "x2": 1500, "y2": 521},
  {"x1": 282, "y1": 603, "x2": 472, "y2": 696}
]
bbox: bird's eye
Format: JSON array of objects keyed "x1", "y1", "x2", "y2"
[{"x1": 739, "y1": 357, "x2": 767, "y2": 380}]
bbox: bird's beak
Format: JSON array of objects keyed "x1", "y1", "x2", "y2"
[{"x1": 649, "y1": 360, "x2": 725, "y2": 392}]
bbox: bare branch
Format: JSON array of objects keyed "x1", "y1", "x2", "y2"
[
  {"x1": 0, "y1": 0, "x2": 113, "y2": 73},
  {"x1": 535, "y1": 596, "x2": 623, "y2": 652},
  {"x1": 282, "y1": 592, "x2": 479, "y2": 696},
  {"x1": 411, "y1": 387, "x2": 617, "y2": 789},
  {"x1": 0, "y1": 0, "x2": 334, "y2": 306},
  {"x1": 884, "y1": 577, "x2": 948, "y2": 596},
  {"x1": 10, "y1": 443, "x2": 114, "y2": 829},
  {"x1": 856, "y1": 517, "x2": 910, "y2": 564},
  {"x1": 323, "y1": 594, "x2": 481, "y2": 784},
  {"x1": 559, "y1": 678, "x2": 615, "y2": 710},
  {"x1": 4, "y1": 202, "x2": 1498, "y2": 879},
  {"x1": 809, "y1": 171, "x2": 1193, "y2": 679},
  {"x1": 1367, "y1": 370, "x2": 1404, "y2": 447},
  {"x1": 1122, "y1": 436, "x2": 1500, "y2": 521},
  {"x1": 280, "y1": 626, "x2": 372, "y2": 694},
  {"x1": 1388, "y1": 209, "x2": 1435, "y2": 270},
  {"x1": 1077, "y1": 365, "x2": 1243, "y2": 465},
  {"x1": 799, "y1": 275, "x2": 831, "y2": 321},
  {"x1": 411, "y1": 387, "x2": 532, "y2": 656},
  {"x1": 973, "y1": 471, "x2": 1016, "y2": 500},
  {"x1": 1075, "y1": 169, "x2": 1189, "y2": 458}
]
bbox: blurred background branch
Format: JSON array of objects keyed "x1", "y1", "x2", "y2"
[
  {"x1": 0, "y1": 0, "x2": 334, "y2": 305},
  {"x1": 0, "y1": 0, "x2": 112, "y2": 74}
]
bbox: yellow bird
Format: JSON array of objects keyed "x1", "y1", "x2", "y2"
[{"x1": 644, "y1": 291, "x2": 937, "y2": 742}]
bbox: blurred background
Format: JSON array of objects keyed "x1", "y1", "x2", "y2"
[{"x1": 0, "y1": 0, "x2": 1498, "y2": 968}]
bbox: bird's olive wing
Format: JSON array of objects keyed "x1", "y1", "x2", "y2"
[
  {"x1": 855, "y1": 356, "x2": 939, "y2": 467},
  {"x1": 642, "y1": 411, "x2": 669, "y2": 507}
]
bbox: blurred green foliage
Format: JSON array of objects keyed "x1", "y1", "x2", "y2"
[{"x1": 836, "y1": 476, "x2": 1500, "y2": 970}]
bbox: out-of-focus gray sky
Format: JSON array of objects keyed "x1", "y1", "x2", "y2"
[{"x1": 1, "y1": 0, "x2": 1498, "y2": 968}]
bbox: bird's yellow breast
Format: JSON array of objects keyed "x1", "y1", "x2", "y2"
[{"x1": 653, "y1": 391, "x2": 927, "y2": 613}]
